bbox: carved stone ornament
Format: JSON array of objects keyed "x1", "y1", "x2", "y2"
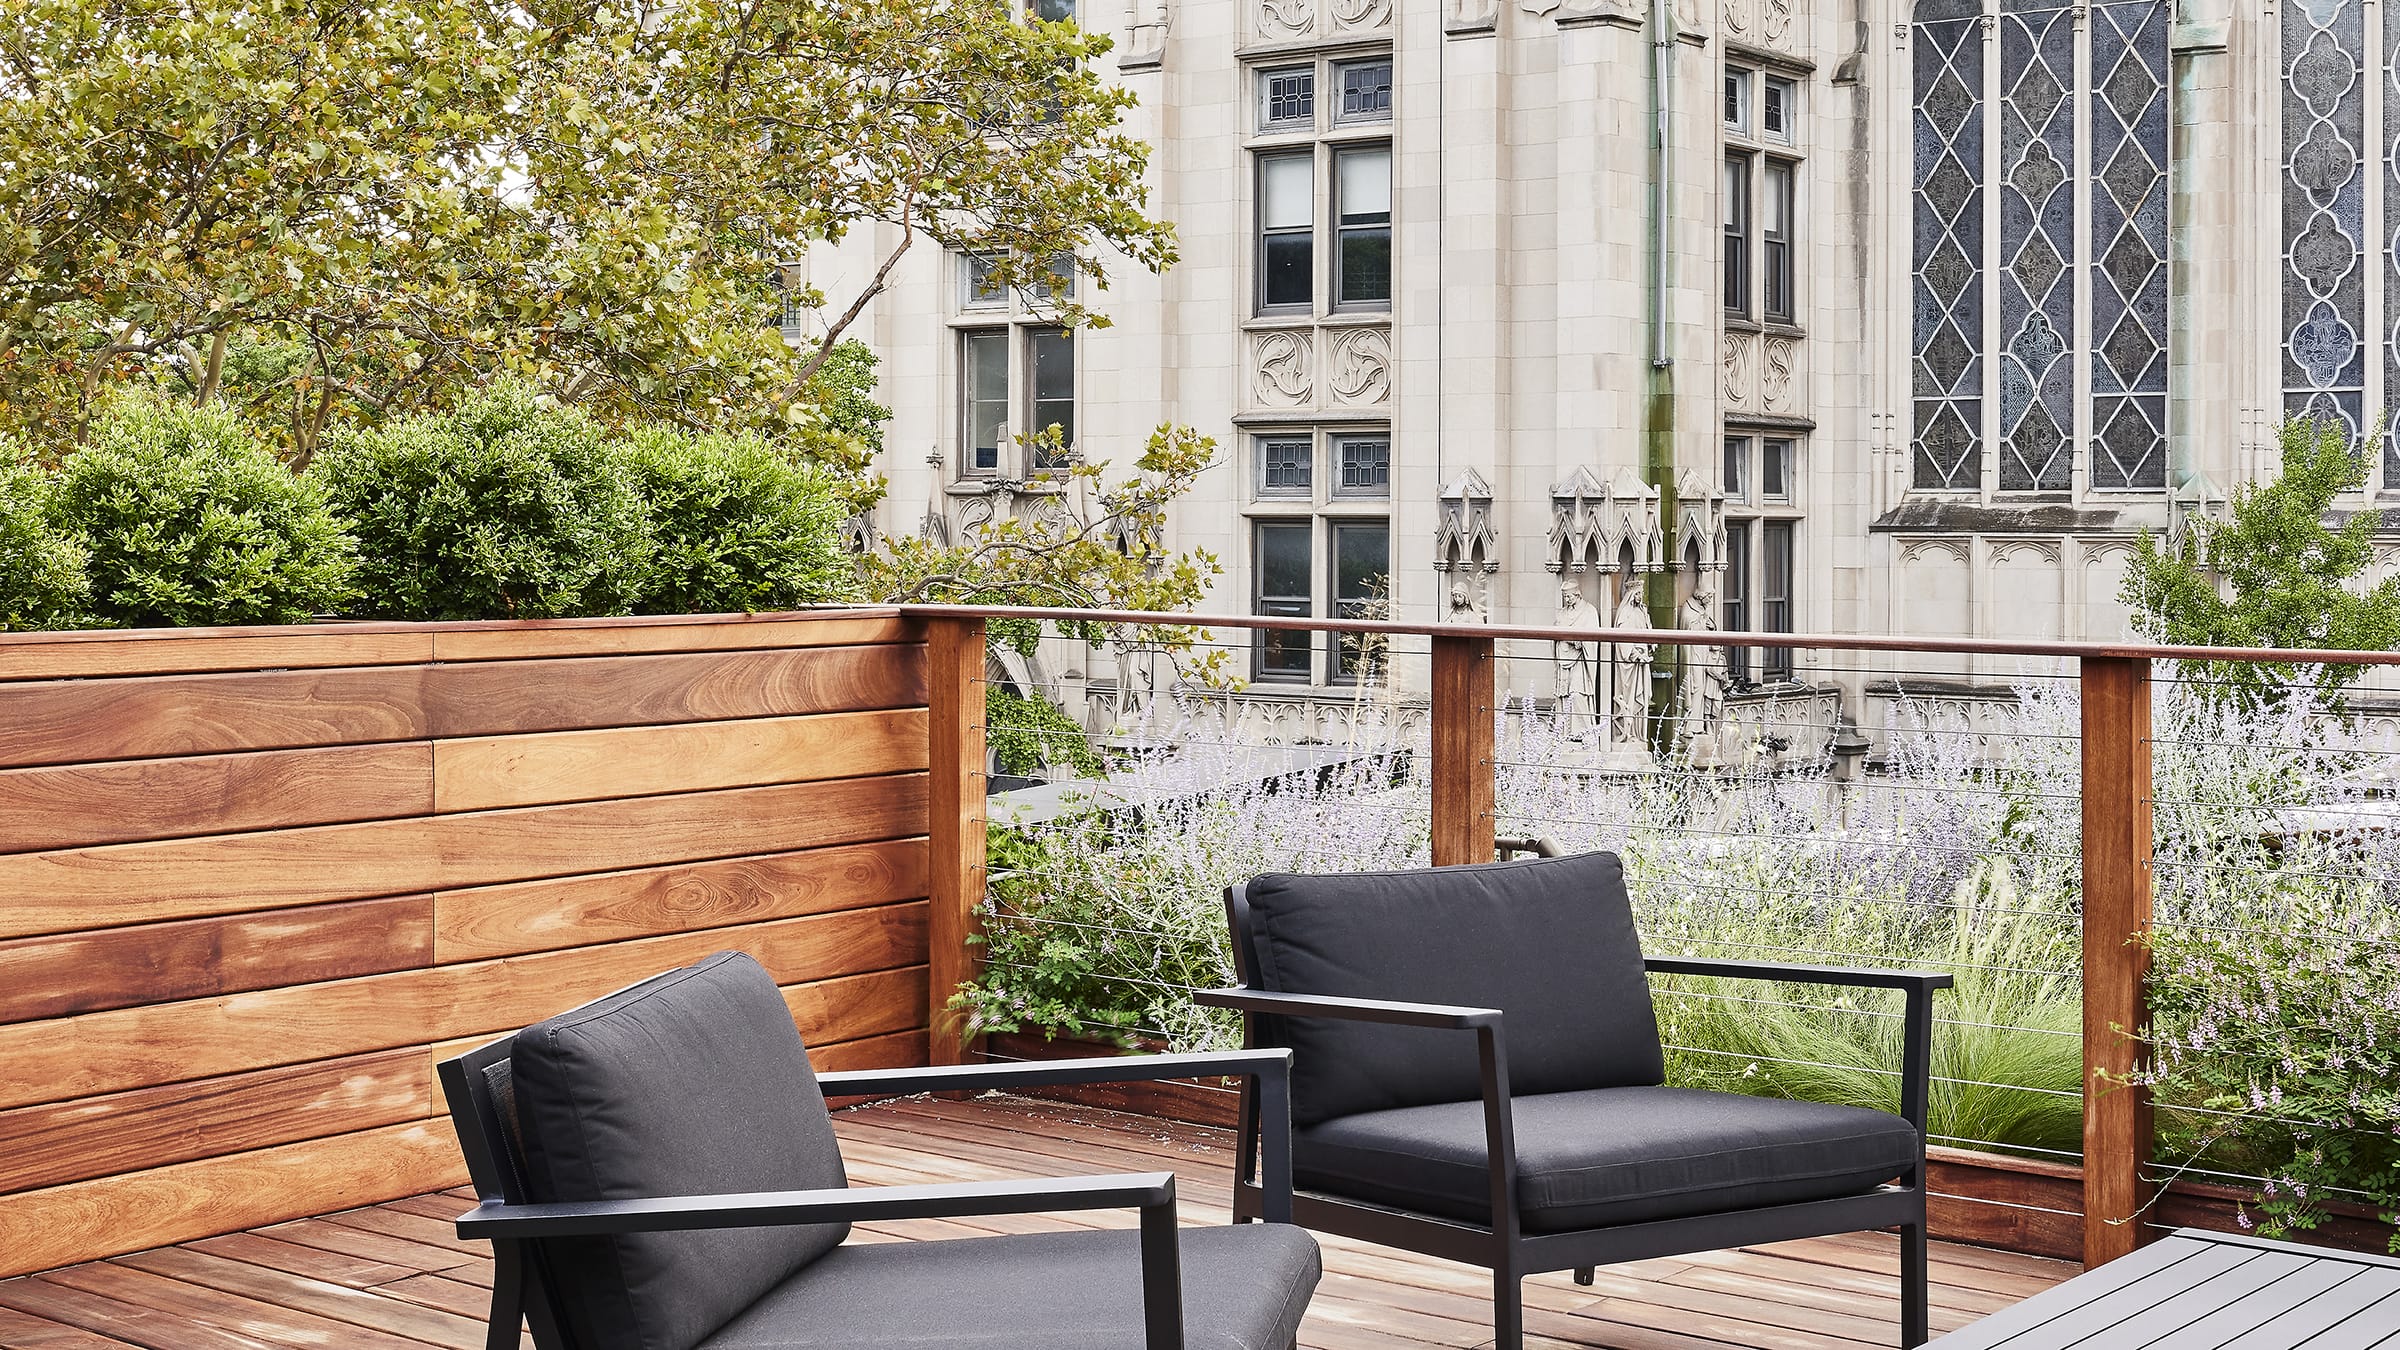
[
  {"x1": 1721, "y1": 0, "x2": 1750, "y2": 40},
  {"x1": 1519, "y1": 0, "x2": 1560, "y2": 15},
  {"x1": 1434, "y1": 467, "x2": 1500, "y2": 574},
  {"x1": 1328, "y1": 326, "x2": 1392, "y2": 405},
  {"x1": 1549, "y1": 465, "x2": 1665, "y2": 574},
  {"x1": 1762, "y1": 335, "x2": 1795, "y2": 411},
  {"x1": 839, "y1": 513, "x2": 877, "y2": 556},
  {"x1": 1762, "y1": 0, "x2": 1790, "y2": 46},
  {"x1": 1721, "y1": 331, "x2": 1754, "y2": 407},
  {"x1": 1447, "y1": 0, "x2": 1500, "y2": 32},
  {"x1": 1251, "y1": 330, "x2": 1313, "y2": 408},
  {"x1": 1121, "y1": 0, "x2": 1170, "y2": 67},
  {"x1": 1258, "y1": 0, "x2": 1313, "y2": 39},
  {"x1": 1329, "y1": 0, "x2": 1390, "y2": 30},
  {"x1": 1553, "y1": 0, "x2": 1641, "y2": 23},
  {"x1": 1673, "y1": 468, "x2": 1728, "y2": 573}
]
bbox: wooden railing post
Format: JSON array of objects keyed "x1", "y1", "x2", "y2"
[
  {"x1": 927, "y1": 615, "x2": 989, "y2": 1066},
  {"x1": 2080, "y1": 655, "x2": 2154, "y2": 1266},
  {"x1": 1430, "y1": 634, "x2": 1497, "y2": 867}
]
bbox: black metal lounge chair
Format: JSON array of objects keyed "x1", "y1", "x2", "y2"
[
  {"x1": 440, "y1": 950, "x2": 1320, "y2": 1350},
  {"x1": 1197, "y1": 850, "x2": 1948, "y2": 1349}
]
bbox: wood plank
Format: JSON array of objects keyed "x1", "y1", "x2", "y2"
[
  {"x1": 1428, "y1": 634, "x2": 1496, "y2": 867},
  {"x1": 433, "y1": 837, "x2": 928, "y2": 961},
  {"x1": 2081, "y1": 654, "x2": 2155, "y2": 1266},
  {"x1": 0, "y1": 906, "x2": 925, "y2": 1110},
  {"x1": 426, "y1": 611, "x2": 915, "y2": 661},
  {"x1": 421, "y1": 644, "x2": 926, "y2": 738},
  {"x1": 0, "y1": 1047, "x2": 437, "y2": 1193},
  {"x1": 0, "y1": 1277, "x2": 286, "y2": 1350},
  {"x1": 180, "y1": 1232, "x2": 418, "y2": 1290},
  {"x1": 0, "y1": 1122, "x2": 466, "y2": 1281},
  {"x1": 0, "y1": 629, "x2": 434, "y2": 683},
  {"x1": 0, "y1": 666, "x2": 430, "y2": 770},
  {"x1": 924, "y1": 616, "x2": 986, "y2": 1067},
  {"x1": 113, "y1": 1246, "x2": 485, "y2": 1346},
  {"x1": 0, "y1": 773, "x2": 928, "y2": 940},
  {"x1": 0, "y1": 896, "x2": 434, "y2": 1024},
  {"x1": 432, "y1": 708, "x2": 928, "y2": 812},
  {"x1": 41, "y1": 1260, "x2": 439, "y2": 1350},
  {"x1": 0, "y1": 744, "x2": 434, "y2": 855},
  {"x1": 0, "y1": 1305, "x2": 142, "y2": 1349}
]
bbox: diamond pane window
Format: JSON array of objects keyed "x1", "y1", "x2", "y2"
[
  {"x1": 1911, "y1": 7, "x2": 1986, "y2": 489},
  {"x1": 1257, "y1": 436, "x2": 1312, "y2": 497},
  {"x1": 1259, "y1": 67, "x2": 1314, "y2": 131},
  {"x1": 1334, "y1": 435, "x2": 1391, "y2": 497},
  {"x1": 1335, "y1": 60, "x2": 1393, "y2": 124}
]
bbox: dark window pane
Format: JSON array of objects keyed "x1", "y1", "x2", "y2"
[
  {"x1": 1263, "y1": 234, "x2": 1313, "y2": 307},
  {"x1": 1763, "y1": 439, "x2": 1792, "y2": 499},
  {"x1": 1331, "y1": 521, "x2": 1389, "y2": 679},
  {"x1": 1261, "y1": 68, "x2": 1314, "y2": 128},
  {"x1": 1762, "y1": 521, "x2": 1794, "y2": 678},
  {"x1": 1335, "y1": 435, "x2": 1390, "y2": 496},
  {"x1": 1254, "y1": 522, "x2": 1313, "y2": 679},
  {"x1": 963, "y1": 331, "x2": 1008, "y2": 472},
  {"x1": 1032, "y1": 0, "x2": 1075, "y2": 21},
  {"x1": 1335, "y1": 147, "x2": 1390, "y2": 307},
  {"x1": 1763, "y1": 162, "x2": 1794, "y2": 321},
  {"x1": 1723, "y1": 435, "x2": 1749, "y2": 500},
  {"x1": 1764, "y1": 78, "x2": 1790, "y2": 138},
  {"x1": 1028, "y1": 328, "x2": 1073, "y2": 467},
  {"x1": 1258, "y1": 436, "x2": 1312, "y2": 495},
  {"x1": 1338, "y1": 229, "x2": 1391, "y2": 304},
  {"x1": 1723, "y1": 156, "x2": 1750, "y2": 316},
  {"x1": 1337, "y1": 60, "x2": 1393, "y2": 122},
  {"x1": 1724, "y1": 520, "x2": 1751, "y2": 683}
]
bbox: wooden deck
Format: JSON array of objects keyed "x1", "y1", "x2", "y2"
[{"x1": 0, "y1": 1096, "x2": 2071, "y2": 1349}]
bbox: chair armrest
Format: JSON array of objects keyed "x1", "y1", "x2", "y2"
[
  {"x1": 460, "y1": 1173, "x2": 1192, "y2": 1350},
  {"x1": 1193, "y1": 987, "x2": 1503, "y2": 1029},
  {"x1": 816, "y1": 1048, "x2": 1289, "y2": 1096},
  {"x1": 1643, "y1": 956, "x2": 1948, "y2": 1141},
  {"x1": 1642, "y1": 956, "x2": 1954, "y2": 994},
  {"x1": 454, "y1": 1171, "x2": 1175, "y2": 1239}
]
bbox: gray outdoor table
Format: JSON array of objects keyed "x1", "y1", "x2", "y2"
[{"x1": 1930, "y1": 1229, "x2": 2400, "y2": 1349}]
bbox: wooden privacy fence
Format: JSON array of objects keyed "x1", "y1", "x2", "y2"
[
  {"x1": 904, "y1": 606, "x2": 2400, "y2": 1271},
  {"x1": 0, "y1": 610, "x2": 944, "y2": 1278}
]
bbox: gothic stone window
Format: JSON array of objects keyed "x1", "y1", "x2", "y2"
[
  {"x1": 1909, "y1": 0, "x2": 2168, "y2": 495},
  {"x1": 1247, "y1": 429, "x2": 1391, "y2": 683}
]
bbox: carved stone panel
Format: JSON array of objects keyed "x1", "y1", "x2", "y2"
[
  {"x1": 1761, "y1": 0, "x2": 1791, "y2": 48},
  {"x1": 1327, "y1": 326, "x2": 1393, "y2": 406},
  {"x1": 1329, "y1": 0, "x2": 1390, "y2": 33},
  {"x1": 1251, "y1": 330, "x2": 1314, "y2": 408},
  {"x1": 1257, "y1": 0, "x2": 1313, "y2": 41},
  {"x1": 1448, "y1": 0, "x2": 1499, "y2": 33},
  {"x1": 1721, "y1": 0, "x2": 1752, "y2": 44},
  {"x1": 1762, "y1": 335, "x2": 1796, "y2": 412},
  {"x1": 1721, "y1": 331, "x2": 1757, "y2": 408}
]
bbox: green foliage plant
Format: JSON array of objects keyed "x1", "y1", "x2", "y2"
[
  {"x1": 0, "y1": 446, "x2": 89, "y2": 629},
  {"x1": 53, "y1": 395, "x2": 357, "y2": 627},
  {"x1": 2123, "y1": 415, "x2": 2400, "y2": 705},
  {"x1": 312, "y1": 384, "x2": 653, "y2": 620},
  {"x1": 986, "y1": 684, "x2": 1105, "y2": 779},
  {"x1": 624, "y1": 429, "x2": 857, "y2": 615}
]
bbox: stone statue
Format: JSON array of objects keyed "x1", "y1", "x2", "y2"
[
  {"x1": 1679, "y1": 584, "x2": 1729, "y2": 760},
  {"x1": 1552, "y1": 578, "x2": 1601, "y2": 737},
  {"x1": 1444, "y1": 577, "x2": 1489, "y2": 625},
  {"x1": 1610, "y1": 580, "x2": 1655, "y2": 748}
]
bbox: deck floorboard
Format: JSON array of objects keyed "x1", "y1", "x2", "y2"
[{"x1": 0, "y1": 1095, "x2": 2069, "y2": 1348}]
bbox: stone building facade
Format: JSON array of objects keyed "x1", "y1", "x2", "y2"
[{"x1": 814, "y1": 0, "x2": 2396, "y2": 734}]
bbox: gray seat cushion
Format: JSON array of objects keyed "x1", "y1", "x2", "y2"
[
  {"x1": 696, "y1": 1224, "x2": 1322, "y2": 1349},
  {"x1": 1240, "y1": 852, "x2": 1664, "y2": 1127},
  {"x1": 1294, "y1": 1086, "x2": 1920, "y2": 1232},
  {"x1": 509, "y1": 951, "x2": 850, "y2": 1350}
]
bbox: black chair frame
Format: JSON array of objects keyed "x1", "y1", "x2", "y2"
[
  {"x1": 1199, "y1": 880, "x2": 1951, "y2": 1349},
  {"x1": 440, "y1": 1041, "x2": 1297, "y2": 1350}
]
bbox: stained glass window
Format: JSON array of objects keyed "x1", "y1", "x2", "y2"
[
  {"x1": 1911, "y1": 7, "x2": 1985, "y2": 490},
  {"x1": 2283, "y1": 0, "x2": 2367, "y2": 439},
  {"x1": 1996, "y1": 8, "x2": 2075, "y2": 492},
  {"x1": 2089, "y1": 1, "x2": 2168, "y2": 490}
]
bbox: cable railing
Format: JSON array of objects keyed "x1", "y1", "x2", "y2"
[{"x1": 904, "y1": 604, "x2": 2400, "y2": 1268}]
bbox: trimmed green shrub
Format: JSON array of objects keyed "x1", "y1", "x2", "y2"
[
  {"x1": 0, "y1": 446, "x2": 89, "y2": 630},
  {"x1": 313, "y1": 384, "x2": 654, "y2": 619},
  {"x1": 625, "y1": 428, "x2": 856, "y2": 615},
  {"x1": 54, "y1": 396, "x2": 357, "y2": 627}
]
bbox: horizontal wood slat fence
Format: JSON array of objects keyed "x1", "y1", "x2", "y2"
[{"x1": 0, "y1": 611, "x2": 939, "y2": 1278}]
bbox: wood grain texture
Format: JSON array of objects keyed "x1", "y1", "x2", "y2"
[
  {"x1": 1428, "y1": 635, "x2": 1497, "y2": 868},
  {"x1": 923, "y1": 617, "x2": 986, "y2": 1067},
  {"x1": 421, "y1": 644, "x2": 926, "y2": 739},
  {"x1": 0, "y1": 904, "x2": 928, "y2": 1110},
  {"x1": 0, "y1": 1121, "x2": 466, "y2": 1281},
  {"x1": 0, "y1": 744, "x2": 434, "y2": 855},
  {"x1": 0, "y1": 666, "x2": 430, "y2": 770},
  {"x1": 432, "y1": 708, "x2": 928, "y2": 812},
  {"x1": 433, "y1": 837, "x2": 928, "y2": 961},
  {"x1": 0, "y1": 773, "x2": 928, "y2": 940},
  {"x1": 427, "y1": 612, "x2": 916, "y2": 661},
  {"x1": 0, "y1": 896, "x2": 435, "y2": 1024},
  {"x1": 2080, "y1": 655, "x2": 2154, "y2": 1267},
  {"x1": 0, "y1": 629, "x2": 434, "y2": 683},
  {"x1": 0, "y1": 1048, "x2": 436, "y2": 1195},
  {"x1": 780, "y1": 964, "x2": 929, "y2": 1050},
  {"x1": 1925, "y1": 1149, "x2": 2084, "y2": 1263}
]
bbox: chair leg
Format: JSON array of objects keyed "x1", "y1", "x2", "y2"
[
  {"x1": 1572, "y1": 1265, "x2": 1595, "y2": 1287},
  {"x1": 1900, "y1": 1221, "x2": 1930, "y2": 1348},
  {"x1": 1493, "y1": 1268, "x2": 1525, "y2": 1350}
]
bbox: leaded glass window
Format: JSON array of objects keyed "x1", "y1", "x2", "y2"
[
  {"x1": 2089, "y1": 0, "x2": 2168, "y2": 490},
  {"x1": 1997, "y1": 7, "x2": 2075, "y2": 493},
  {"x1": 1911, "y1": 7, "x2": 1985, "y2": 490},
  {"x1": 2284, "y1": 0, "x2": 2368, "y2": 440}
]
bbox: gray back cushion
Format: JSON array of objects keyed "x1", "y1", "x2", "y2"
[
  {"x1": 1240, "y1": 852, "x2": 1664, "y2": 1127},
  {"x1": 510, "y1": 951, "x2": 849, "y2": 1350}
]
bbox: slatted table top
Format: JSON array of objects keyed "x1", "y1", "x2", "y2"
[{"x1": 1931, "y1": 1229, "x2": 2400, "y2": 1350}]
